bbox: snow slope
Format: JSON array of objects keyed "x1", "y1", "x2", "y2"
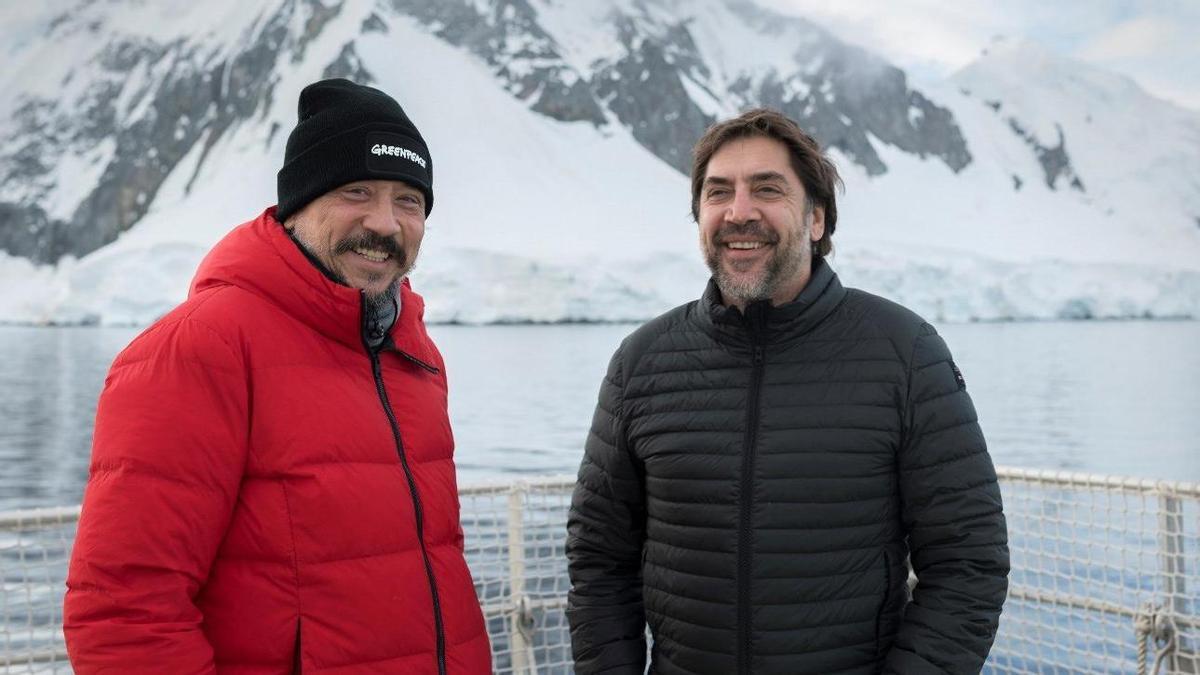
[{"x1": 0, "y1": 1, "x2": 1197, "y2": 325}]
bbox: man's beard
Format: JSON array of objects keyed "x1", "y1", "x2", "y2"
[
  {"x1": 364, "y1": 278, "x2": 400, "y2": 316},
  {"x1": 704, "y1": 215, "x2": 809, "y2": 306}
]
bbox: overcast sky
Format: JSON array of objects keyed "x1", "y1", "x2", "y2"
[{"x1": 763, "y1": 0, "x2": 1200, "y2": 111}]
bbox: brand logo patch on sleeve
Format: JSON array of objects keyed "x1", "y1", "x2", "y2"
[{"x1": 950, "y1": 362, "x2": 966, "y2": 390}]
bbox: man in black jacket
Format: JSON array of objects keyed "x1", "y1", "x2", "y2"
[{"x1": 566, "y1": 109, "x2": 1009, "y2": 674}]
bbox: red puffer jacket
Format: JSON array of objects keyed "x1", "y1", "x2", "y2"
[{"x1": 64, "y1": 208, "x2": 491, "y2": 674}]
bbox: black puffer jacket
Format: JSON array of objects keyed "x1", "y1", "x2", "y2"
[{"x1": 567, "y1": 260, "x2": 1009, "y2": 675}]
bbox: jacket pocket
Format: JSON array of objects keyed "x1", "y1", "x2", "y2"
[{"x1": 292, "y1": 618, "x2": 303, "y2": 675}]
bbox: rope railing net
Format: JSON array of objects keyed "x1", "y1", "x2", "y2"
[
  {"x1": 1, "y1": 507, "x2": 78, "y2": 673},
  {"x1": 459, "y1": 477, "x2": 575, "y2": 675},
  {"x1": 2, "y1": 470, "x2": 1197, "y2": 674},
  {"x1": 988, "y1": 471, "x2": 1199, "y2": 674}
]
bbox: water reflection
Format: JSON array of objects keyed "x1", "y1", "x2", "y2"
[
  {"x1": 0, "y1": 326, "x2": 138, "y2": 510},
  {"x1": 941, "y1": 321, "x2": 1200, "y2": 479}
]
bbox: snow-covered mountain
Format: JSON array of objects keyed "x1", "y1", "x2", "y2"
[{"x1": 1, "y1": 0, "x2": 1198, "y2": 324}]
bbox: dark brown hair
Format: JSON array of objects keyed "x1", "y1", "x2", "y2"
[{"x1": 690, "y1": 108, "x2": 842, "y2": 258}]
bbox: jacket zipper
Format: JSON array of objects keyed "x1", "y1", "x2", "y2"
[
  {"x1": 737, "y1": 335, "x2": 766, "y2": 675},
  {"x1": 875, "y1": 550, "x2": 893, "y2": 659},
  {"x1": 365, "y1": 327, "x2": 447, "y2": 675},
  {"x1": 292, "y1": 618, "x2": 302, "y2": 675}
]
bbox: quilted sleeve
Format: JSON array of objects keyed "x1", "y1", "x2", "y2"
[
  {"x1": 566, "y1": 345, "x2": 648, "y2": 674},
  {"x1": 884, "y1": 324, "x2": 1010, "y2": 674},
  {"x1": 64, "y1": 313, "x2": 249, "y2": 674}
]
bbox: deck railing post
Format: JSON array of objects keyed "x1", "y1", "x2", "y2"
[
  {"x1": 1159, "y1": 491, "x2": 1188, "y2": 670},
  {"x1": 508, "y1": 483, "x2": 531, "y2": 674},
  {"x1": 1159, "y1": 493, "x2": 1186, "y2": 614}
]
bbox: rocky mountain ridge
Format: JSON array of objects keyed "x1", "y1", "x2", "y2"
[{"x1": 3, "y1": 0, "x2": 981, "y2": 264}]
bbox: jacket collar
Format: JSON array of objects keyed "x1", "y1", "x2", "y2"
[
  {"x1": 698, "y1": 257, "x2": 846, "y2": 344},
  {"x1": 189, "y1": 207, "x2": 439, "y2": 369}
]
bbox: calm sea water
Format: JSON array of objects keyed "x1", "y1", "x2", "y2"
[{"x1": 1, "y1": 321, "x2": 1198, "y2": 511}]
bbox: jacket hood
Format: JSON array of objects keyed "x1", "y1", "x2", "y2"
[{"x1": 189, "y1": 207, "x2": 437, "y2": 364}]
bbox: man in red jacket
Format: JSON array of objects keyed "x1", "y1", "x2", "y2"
[{"x1": 63, "y1": 79, "x2": 491, "y2": 674}]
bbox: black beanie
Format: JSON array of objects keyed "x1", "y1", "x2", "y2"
[{"x1": 276, "y1": 78, "x2": 433, "y2": 222}]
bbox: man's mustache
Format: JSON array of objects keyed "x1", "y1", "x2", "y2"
[
  {"x1": 714, "y1": 222, "x2": 779, "y2": 245},
  {"x1": 335, "y1": 232, "x2": 404, "y2": 261}
]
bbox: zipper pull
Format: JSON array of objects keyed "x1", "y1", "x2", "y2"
[{"x1": 753, "y1": 346, "x2": 764, "y2": 364}]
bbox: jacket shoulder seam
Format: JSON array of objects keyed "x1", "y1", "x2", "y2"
[{"x1": 111, "y1": 288, "x2": 244, "y2": 374}]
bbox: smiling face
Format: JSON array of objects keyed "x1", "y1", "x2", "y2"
[
  {"x1": 697, "y1": 135, "x2": 825, "y2": 310},
  {"x1": 284, "y1": 179, "x2": 426, "y2": 299}
]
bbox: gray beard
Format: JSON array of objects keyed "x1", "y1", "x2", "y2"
[
  {"x1": 364, "y1": 281, "x2": 400, "y2": 315},
  {"x1": 710, "y1": 244, "x2": 794, "y2": 305},
  {"x1": 705, "y1": 215, "x2": 810, "y2": 306},
  {"x1": 363, "y1": 280, "x2": 400, "y2": 350}
]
